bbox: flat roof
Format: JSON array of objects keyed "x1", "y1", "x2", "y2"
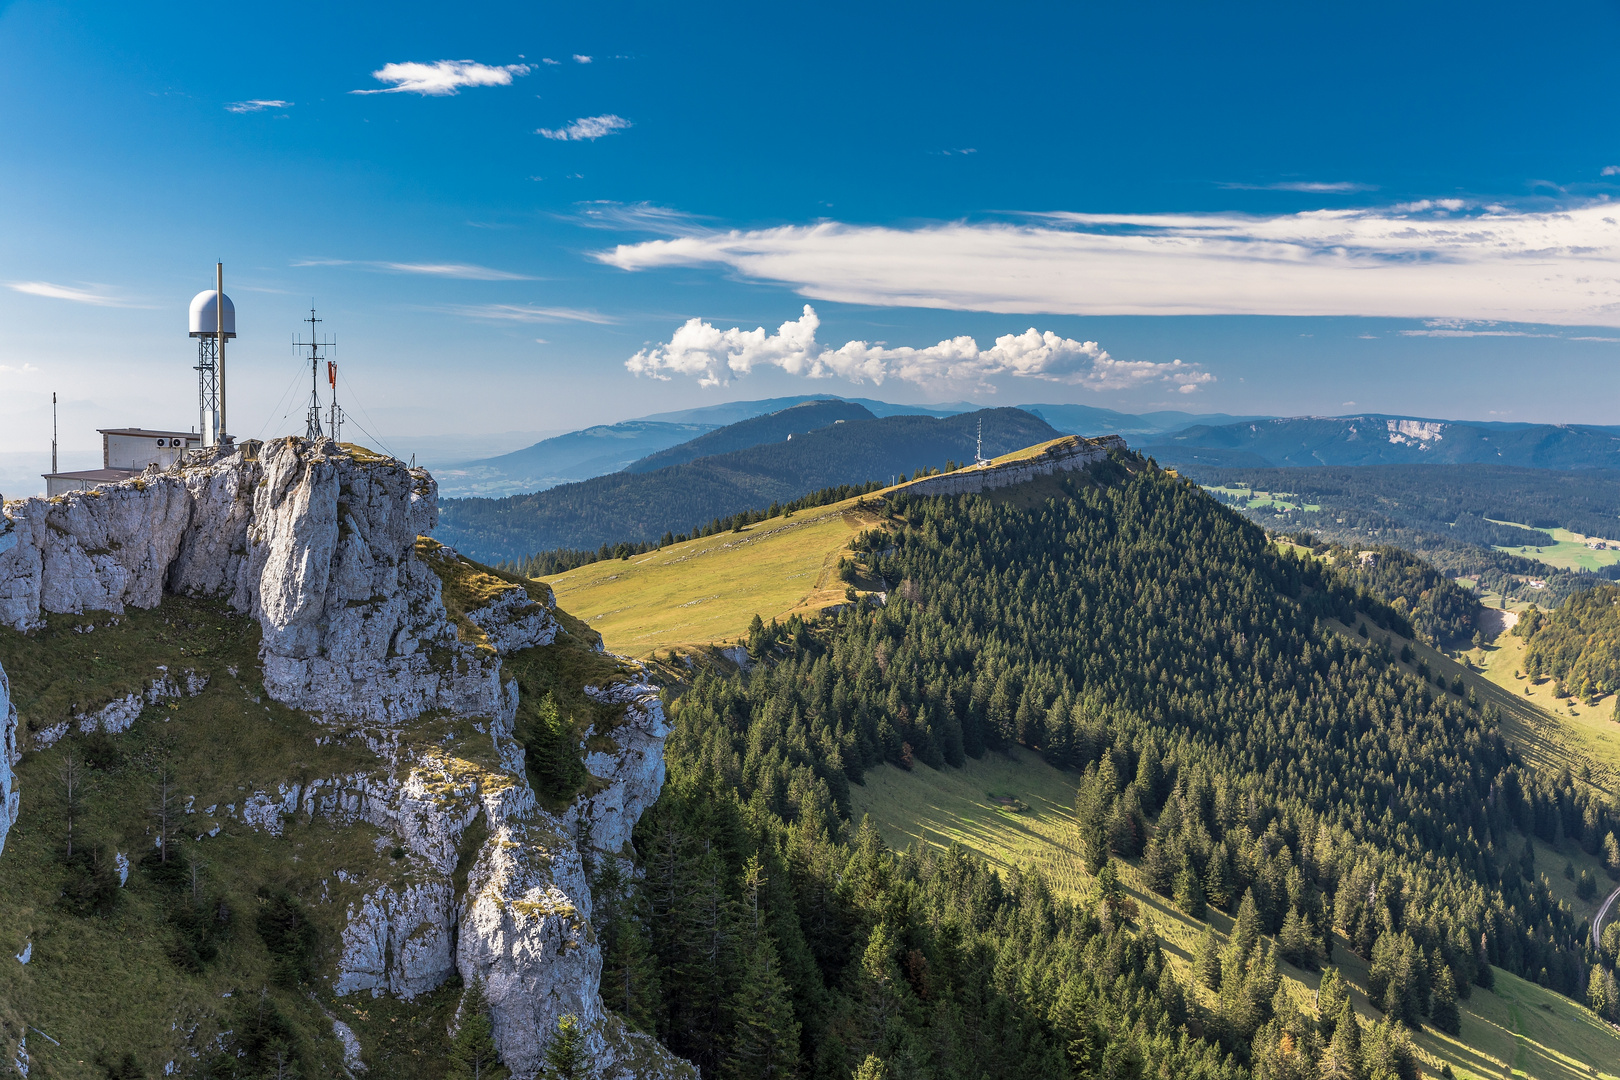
[
  {"x1": 44, "y1": 469, "x2": 139, "y2": 482},
  {"x1": 97, "y1": 428, "x2": 199, "y2": 439}
]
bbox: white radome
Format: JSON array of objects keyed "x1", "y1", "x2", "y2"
[{"x1": 188, "y1": 290, "x2": 237, "y2": 338}]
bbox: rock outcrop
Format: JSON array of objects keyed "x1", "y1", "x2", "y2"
[
  {"x1": 899, "y1": 433, "x2": 1126, "y2": 498},
  {"x1": 0, "y1": 439, "x2": 691, "y2": 1078},
  {"x1": 0, "y1": 658, "x2": 16, "y2": 858}
]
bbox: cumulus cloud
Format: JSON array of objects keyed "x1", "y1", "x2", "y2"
[
  {"x1": 573, "y1": 54, "x2": 593, "y2": 63},
  {"x1": 226, "y1": 99, "x2": 291, "y2": 113},
  {"x1": 538, "y1": 114, "x2": 631, "y2": 141},
  {"x1": 8, "y1": 282, "x2": 138, "y2": 307},
  {"x1": 624, "y1": 305, "x2": 1211, "y2": 391},
  {"x1": 596, "y1": 200, "x2": 1620, "y2": 327},
  {"x1": 1604, "y1": 166, "x2": 1620, "y2": 177},
  {"x1": 353, "y1": 60, "x2": 530, "y2": 96}
]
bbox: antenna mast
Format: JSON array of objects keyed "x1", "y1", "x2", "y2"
[
  {"x1": 51, "y1": 392, "x2": 57, "y2": 475},
  {"x1": 975, "y1": 417, "x2": 985, "y2": 465},
  {"x1": 293, "y1": 305, "x2": 334, "y2": 440},
  {"x1": 216, "y1": 262, "x2": 227, "y2": 442},
  {"x1": 327, "y1": 359, "x2": 344, "y2": 444}
]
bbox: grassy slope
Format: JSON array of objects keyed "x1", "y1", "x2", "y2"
[
  {"x1": 545, "y1": 495, "x2": 885, "y2": 657},
  {"x1": 0, "y1": 564, "x2": 617, "y2": 1076},
  {"x1": 848, "y1": 746, "x2": 1620, "y2": 1080},
  {"x1": 542, "y1": 435, "x2": 1095, "y2": 659}
]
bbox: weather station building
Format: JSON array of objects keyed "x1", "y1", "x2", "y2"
[{"x1": 42, "y1": 270, "x2": 236, "y2": 497}]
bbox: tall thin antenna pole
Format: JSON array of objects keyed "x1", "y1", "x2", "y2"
[
  {"x1": 976, "y1": 417, "x2": 984, "y2": 465},
  {"x1": 51, "y1": 392, "x2": 57, "y2": 474},
  {"x1": 216, "y1": 262, "x2": 226, "y2": 441}
]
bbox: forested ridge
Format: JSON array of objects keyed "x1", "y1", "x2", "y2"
[
  {"x1": 435, "y1": 407, "x2": 1058, "y2": 563},
  {"x1": 1519, "y1": 583, "x2": 1620, "y2": 700},
  {"x1": 568, "y1": 458, "x2": 1620, "y2": 1080}
]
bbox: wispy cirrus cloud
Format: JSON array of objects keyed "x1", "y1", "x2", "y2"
[
  {"x1": 1218, "y1": 180, "x2": 1377, "y2": 193},
  {"x1": 293, "y1": 259, "x2": 534, "y2": 281},
  {"x1": 442, "y1": 303, "x2": 616, "y2": 324},
  {"x1": 625, "y1": 304, "x2": 1212, "y2": 392},
  {"x1": 0, "y1": 363, "x2": 40, "y2": 375},
  {"x1": 596, "y1": 200, "x2": 1620, "y2": 327},
  {"x1": 7, "y1": 282, "x2": 142, "y2": 307},
  {"x1": 538, "y1": 114, "x2": 631, "y2": 141},
  {"x1": 352, "y1": 60, "x2": 530, "y2": 96},
  {"x1": 226, "y1": 99, "x2": 291, "y2": 114},
  {"x1": 573, "y1": 201, "x2": 706, "y2": 233}
]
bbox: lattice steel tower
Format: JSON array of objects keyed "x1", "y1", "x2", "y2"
[{"x1": 188, "y1": 265, "x2": 235, "y2": 448}]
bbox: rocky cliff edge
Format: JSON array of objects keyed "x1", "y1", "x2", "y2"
[{"x1": 0, "y1": 438, "x2": 690, "y2": 1078}]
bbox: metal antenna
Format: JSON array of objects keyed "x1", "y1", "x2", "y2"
[
  {"x1": 216, "y1": 262, "x2": 227, "y2": 441},
  {"x1": 51, "y1": 392, "x2": 57, "y2": 474},
  {"x1": 975, "y1": 417, "x2": 985, "y2": 465},
  {"x1": 294, "y1": 304, "x2": 334, "y2": 440}
]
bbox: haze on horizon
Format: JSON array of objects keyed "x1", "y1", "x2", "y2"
[{"x1": 2, "y1": 0, "x2": 1618, "y2": 460}]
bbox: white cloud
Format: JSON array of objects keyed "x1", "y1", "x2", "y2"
[
  {"x1": 574, "y1": 201, "x2": 705, "y2": 232},
  {"x1": 0, "y1": 363, "x2": 40, "y2": 375},
  {"x1": 538, "y1": 114, "x2": 631, "y2": 141},
  {"x1": 443, "y1": 303, "x2": 616, "y2": 324},
  {"x1": 293, "y1": 259, "x2": 533, "y2": 280},
  {"x1": 573, "y1": 54, "x2": 593, "y2": 63},
  {"x1": 352, "y1": 60, "x2": 531, "y2": 96},
  {"x1": 624, "y1": 304, "x2": 1212, "y2": 391},
  {"x1": 542, "y1": 58, "x2": 560, "y2": 65},
  {"x1": 596, "y1": 200, "x2": 1620, "y2": 327},
  {"x1": 8, "y1": 282, "x2": 138, "y2": 307},
  {"x1": 226, "y1": 99, "x2": 291, "y2": 113},
  {"x1": 1603, "y1": 166, "x2": 1620, "y2": 177}
]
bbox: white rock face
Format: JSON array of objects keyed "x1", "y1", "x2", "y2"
[
  {"x1": 900, "y1": 433, "x2": 1126, "y2": 498},
  {"x1": 0, "y1": 658, "x2": 16, "y2": 857},
  {"x1": 0, "y1": 440, "x2": 691, "y2": 1078}
]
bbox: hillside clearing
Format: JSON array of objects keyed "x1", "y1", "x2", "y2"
[{"x1": 848, "y1": 747, "x2": 1620, "y2": 1080}]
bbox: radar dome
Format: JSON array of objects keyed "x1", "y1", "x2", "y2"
[{"x1": 188, "y1": 290, "x2": 237, "y2": 338}]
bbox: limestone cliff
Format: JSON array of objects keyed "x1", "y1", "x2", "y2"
[
  {"x1": 898, "y1": 433, "x2": 1126, "y2": 498},
  {"x1": 0, "y1": 438, "x2": 690, "y2": 1078},
  {"x1": 0, "y1": 657, "x2": 15, "y2": 858}
]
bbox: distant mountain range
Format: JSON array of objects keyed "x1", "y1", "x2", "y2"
[
  {"x1": 1138, "y1": 416, "x2": 1620, "y2": 469},
  {"x1": 429, "y1": 391, "x2": 1620, "y2": 502},
  {"x1": 435, "y1": 406, "x2": 1058, "y2": 563}
]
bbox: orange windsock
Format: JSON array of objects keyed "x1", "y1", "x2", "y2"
[{"x1": 327, "y1": 360, "x2": 337, "y2": 389}]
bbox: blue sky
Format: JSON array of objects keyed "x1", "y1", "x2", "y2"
[{"x1": 4, "y1": 0, "x2": 1620, "y2": 463}]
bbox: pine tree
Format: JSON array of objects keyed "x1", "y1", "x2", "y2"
[
  {"x1": 1231, "y1": 889, "x2": 1261, "y2": 961},
  {"x1": 447, "y1": 977, "x2": 508, "y2": 1080},
  {"x1": 1589, "y1": 965, "x2": 1612, "y2": 1020},
  {"x1": 542, "y1": 1014, "x2": 588, "y2": 1080},
  {"x1": 1319, "y1": 1001, "x2": 1361, "y2": 1080},
  {"x1": 522, "y1": 693, "x2": 585, "y2": 803},
  {"x1": 1205, "y1": 848, "x2": 1234, "y2": 911}
]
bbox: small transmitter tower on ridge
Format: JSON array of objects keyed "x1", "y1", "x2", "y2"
[
  {"x1": 293, "y1": 306, "x2": 335, "y2": 440},
  {"x1": 974, "y1": 417, "x2": 987, "y2": 465}
]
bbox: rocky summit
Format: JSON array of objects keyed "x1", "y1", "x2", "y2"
[{"x1": 0, "y1": 437, "x2": 691, "y2": 1078}]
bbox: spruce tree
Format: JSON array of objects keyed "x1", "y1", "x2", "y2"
[
  {"x1": 1316, "y1": 967, "x2": 1349, "y2": 1037},
  {"x1": 542, "y1": 1015, "x2": 588, "y2": 1080},
  {"x1": 1174, "y1": 861, "x2": 1207, "y2": 920},
  {"x1": 1194, "y1": 925, "x2": 1223, "y2": 991},
  {"x1": 1430, "y1": 966, "x2": 1461, "y2": 1035},
  {"x1": 722, "y1": 935, "x2": 800, "y2": 1080},
  {"x1": 447, "y1": 977, "x2": 508, "y2": 1080}
]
